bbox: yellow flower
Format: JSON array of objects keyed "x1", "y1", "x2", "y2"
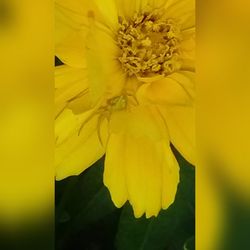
[{"x1": 55, "y1": 0, "x2": 195, "y2": 218}]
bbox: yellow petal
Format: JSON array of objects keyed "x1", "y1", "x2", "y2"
[
  {"x1": 56, "y1": 0, "x2": 104, "y2": 26},
  {"x1": 181, "y1": 29, "x2": 195, "y2": 71},
  {"x1": 116, "y1": 0, "x2": 166, "y2": 18},
  {"x1": 115, "y1": 0, "x2": 135, "y2": 18},
  {"x1": 136, "y1": 71, "x2": 195, "y2": 106},
  {"x1": 55, "y1": 0, "x2": 105, "y2": 67},
  {"x1": 161, "y1": 143, "x2": 180, "y2": 209},
  {"x1": 109, "y1": 105, "x2": 168, "y2": 141},
  {"x1": 93, "y1": 0, "x2": 118, "y2": 29},
  {"x1": 55, "y1": 5, "x2": 88, "y2": 68},
  {"x1": 55, "y1": 109, "x2": 78, "y2": 146},
  {"x1": 104, "y1": 133, "x2": 128, "y2": 208},
  {"x1": 159, "y1": 105, "x2": 196, "y2": 165},
  {"x1": 55, "y1": 65, "x2": 90, "y2": 116},
  {"x1": 164, "y1": 0, "x2": 195, "y2": 30},
  {"x1": 104, "y1": 133, "x2": 179, "y2": 218},
  {"x1": 86, "y1": 24, "x2": 125, "y2": 103},
  {"x1": 126, "y1": 136, "x2": 162, "y2": 218},
  {"x1": 105, "y1": 105, "x2": 179, "y2": 217},
  {"x1": 56, "y1": 0, "x2": 90, "y2": 27},
  {"x1": 55, "y1": 108, "x2": 108, "y2": 180},
  {"x1": 116, "y1": 0, "x2": 145, "y2": 18}
]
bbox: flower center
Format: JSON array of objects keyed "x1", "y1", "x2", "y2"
[{"x1": 117, "y1": 9, "x2": 182, "y2": 77}]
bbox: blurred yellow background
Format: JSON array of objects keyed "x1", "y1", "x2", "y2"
[
  {"x1": 197, "y1": 0, "x2": 250, "y2": 249},
  {"x1": 0, "y1": 0, "x2": 53, "y2": 230}
]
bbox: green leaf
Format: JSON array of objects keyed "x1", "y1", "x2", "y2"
[
  {"x1": 55, "y1": 158, "x2": 120, "y2": 249},
  {"x1": 56, "y1": 159, "x2": 118, "y2": 230},
  {"x1": 70, "y1": 185, "x2": 117, "y2": 231}
]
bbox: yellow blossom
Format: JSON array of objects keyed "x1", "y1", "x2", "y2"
[{"x1": 55, "y1": 0, "x2": 195, "y2": 218}]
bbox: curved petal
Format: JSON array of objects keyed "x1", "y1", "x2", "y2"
[
  {"x1": 56, "y1": 0, "x2": 105, "y2": 26},
  {"x1": 93, "y1": 0, "x2": 119, "y2": 29},
  {"x1": 86, "y1": 24, "x2": 126, "y2": 103},
  {"x1": 181, "y1": 29, "x2": 195, "y2": 71},
  {"x1": 104, "y1": 133, "x2": 179, "y2": 218},
  {"x1": 105, "y1": 105, "x2": 179, "y2": 218},
  {"x1": 159, "y1": 105, "x2": 196, "y2": 165},
  {"x1": 55, "y1": 6, "x2": 88, "y2": 68},
  {"x1": 136, "y1": 71, "x2": 195, "y2": 106},
  {"x1": 109, "y1": 105, "x2": 168, "y2": 141},
  {"x1": 164, "y1": 0, "x2": 195, "y2": 30},
  {"x1": 116, "y1": 0, "x2": 167, "y2": 18},
  {"x1": 55, "y1": 65, "x2": 90, "y2": 116},
  {"x1": 161, "y1": 142, "x2": 180, "y2": 209},
  {"x1": 55, "y1": 108, "x2": 108, "y2": 180},
  {"x1": 55, "y1": 0, "x2": 105, "y2": 67},
  {"x1": 104, "y1": 133, "x2": 128, "y2": 208}
]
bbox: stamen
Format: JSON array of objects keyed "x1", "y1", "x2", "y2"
[{"x1": 117, "y1": 9, "x2": 182, "y2": 77}]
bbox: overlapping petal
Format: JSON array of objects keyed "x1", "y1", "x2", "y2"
[
  {"x1": 56, "y1": 0, "x2": 105, "y2": 26},
  {"x1": 164, "y1": 0, "x2": 195, "y2": 30},
  {"x1": 55, "y1": 0, "x2": 105, "y2": 67},
  {"x1": 104, "y1": 106, "x2": 179, "y2": 218},
  {"x1": 159, "y1": 105, "x2": 195, "y2": 165},
  {"x1": 55, "y1": 108, "x2": 108, "y2": 180},
  {"x1": 137, "y1": 71, "x2": 195, "y2": 106},
  {"x1": 86, "y1": 23, "x2": 126, "y2": 103},
  {"x1": 55, "y1": 6, "x2": 87, "y2": 67},
  {"x1": 136, "y1": 71, "x2": 195, "y2": 165},
  {"x1": 181, "y1": 29, "x2": 195, "y2": 71},
  {"x1": 109, "y1": 105, "x2": 168, "y2": 140},
  {"x1": 55, "y1": 65, "x2": 91, "y2": 116},
  {"x1": 104, "y1": 133, "x2": 128, "y2": 208},
  {"x1": 115, "y1": 0, "x2": 167, "y2": 18},
  {"x1": 93, "y1": 0, "x2": 119, "y2": 29}
]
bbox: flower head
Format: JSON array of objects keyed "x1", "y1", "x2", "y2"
[{"x1": 55, "y1": 0, "x2": 195, "y2": 218}]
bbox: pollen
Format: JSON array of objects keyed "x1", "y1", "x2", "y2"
[{"x1": 117, "y1": 9, "x2": 182, "y2": 77}]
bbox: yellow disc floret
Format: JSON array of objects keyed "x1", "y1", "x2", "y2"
[{"x1": 117, "y1": 9, "x2": 182, "y2": 77}]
